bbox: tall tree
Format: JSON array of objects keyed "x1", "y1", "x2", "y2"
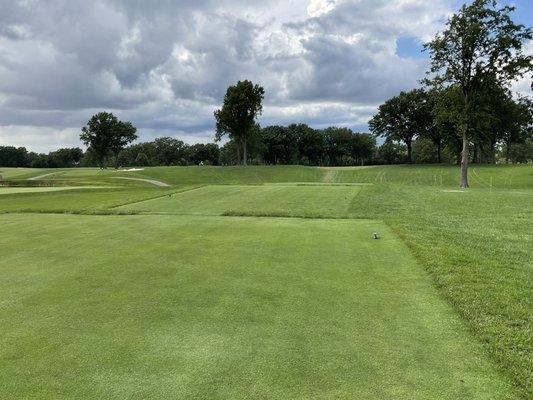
[
  {"x1": 214, "y1": 80, "x2": 265, "y2": 166},
  {"x1": 110, "y1": 121, "x2": 137, "y2": 169},
  {"x1": 369, "y1": 89, "x2": 430, "y2": 163},
  {"x1": 424, "y1": 0, "x2": 532, "y2": 187},
  {"x1": 80, "y1": 112, "x2": 137, "y2": 168}
]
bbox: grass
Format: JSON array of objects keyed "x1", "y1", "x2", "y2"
[
  {"x1": 0, "y1": 214, "x2": 517, "y2": 399},
  {"x1": 0, "y1": 164, "x2": 531, "y2": 398},
  {"x1": 17, "y1": 164, "x2": 530, "y2": 188},
  {"x1": 119, "y1": 184, "x2": 362, "y2": 217},
  {"x1": 0, "y1": 187, "x2": 104, "y2": 195},
  {"x1": 0, "y1": 187, "x2": 188, "y2": 214}
]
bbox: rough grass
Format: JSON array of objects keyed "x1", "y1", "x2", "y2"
[{"x1": 0, "y1": 214, "x2": 517, "y2": 399}]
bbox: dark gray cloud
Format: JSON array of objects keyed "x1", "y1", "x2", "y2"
[{"x1": 0, "y1": 0, "x2": 458, "y2": 152}]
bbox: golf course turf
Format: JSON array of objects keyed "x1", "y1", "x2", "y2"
[{"x1": 0, "y1": 165, "x2": 531, "y2": 399}]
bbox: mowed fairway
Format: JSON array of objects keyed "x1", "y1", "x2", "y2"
[
  {"x1": 119, "y1": 184, "x2": 363, "y2": 217},
  {"x1": 1, "y1": 164, "x2": 531, "y2": 399},
  {"x1": 0, "y1": 214, "x2": 515, "y2": 399}
]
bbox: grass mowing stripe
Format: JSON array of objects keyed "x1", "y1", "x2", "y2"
[
  {"x1": 118, "y1": 184, "x2": 361, "y2": 216},
  {"x1": 0, "y1": 214, "x2": 518, "y2": 399}
]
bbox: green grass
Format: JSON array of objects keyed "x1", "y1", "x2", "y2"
[
  {"x1": 0, "y1": 187, "x2": 187, "y2": 214},
  {"x1": 0, "y1": 168, "x2": 49, "y2": 179},
  {"x1": 0, "y1": 214, "x2": 517, "y2": 399},
  {"x1": 0, "y1": 164, "x2": 531, "y2": 398},
  {"x1": 9, "y1": 164, "x2": 532, "y2": 188},
  {"x1": 0, "y1": 186, "x2": 110, "y2": 195},
  {"x1": 119, "y1": 184, "x2": 362, "y2": 217}
]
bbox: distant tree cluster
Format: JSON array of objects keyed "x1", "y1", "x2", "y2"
[
  {"x1": 217, "y1": 125, "x2": 376, "y2": 166},
  {"x1": 367, "y1": 0, "x2": 533, "y2": 186},
  {"x1": 116, "y1": 138, "x2": 221, "y2": 167},
  {"x1": 369, "y1": 87, "x2": 532, "y2": 166},
  {"x1": 0, "y1": 146, "x2": 84, "y2": 168}
]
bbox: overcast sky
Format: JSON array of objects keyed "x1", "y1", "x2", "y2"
[{"x1": 0, "y1": 0, "x2": 531, "y2": 152}]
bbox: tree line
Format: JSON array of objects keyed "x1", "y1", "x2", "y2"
[
  {"x1": 211, "y1": 0, "x2": 532, "y2": 187},
  {"x1": 1, "y1": 1, "x2": 531, "y2": 182}
]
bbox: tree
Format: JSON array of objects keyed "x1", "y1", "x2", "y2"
[
  {"x1": 153, "y1": 137, "x2": 187, "y2": 165},
  {"x1": 80, "y1": 112, "x2": 117, "y2": 168},
  {"x1": 374, "y1": 139, "x2": 406, "y2": 165},
  {"x1": 188, "y1": 143, "x2": 220, "y2": 165},
  {"x1": 0, "y1": 146, "x2": 28, "y2": 167},
  {"x1": 80, "y1": 112, "x2": 137, "y2": 168},
  {"x1": 110, "y1": 122, "x2": 137, "y2": 168},
  {"x1": 135, "y1": 152, "x2": 149, "y2": 166},
  {"x1": 323, "y1": 127, "x2": 355, "y2": 166},
  {"x1": 424, "y1": 0, "x2": 532, "y2": 187},
  {"x1": 420, "y1": 89, "x2": 446, "y2": 163},
  {"x1": 369, "y1": 89, "x2": 430, "y2": 163},
  {"x1": 48, "y1": 148, "x2": 84, "y2": 168},
  {"x1": 214, "y1": 80, "x2": 265, "y2": 166}
]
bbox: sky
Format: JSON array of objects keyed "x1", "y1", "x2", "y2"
[{"x1": 0, "y1": 0, "x2": 531, "y2": 153}]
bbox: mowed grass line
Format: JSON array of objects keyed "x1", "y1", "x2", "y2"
[
  {"x1": 0, "y1": 187, "x2": 105, "y2": 195},
  {"x1": 118, "y1": 184, "x2": 362, "y2": 217},
  {"x1": 0, "y1": 214, "x2": 518, "y2": 399},
  {"x1": 0, "y1": 187, "x2": 198, "y2": 214}
]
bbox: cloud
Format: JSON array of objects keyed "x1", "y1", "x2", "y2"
[{"x1": 0, "y1": 0, "x2": 460, "y2": 152}]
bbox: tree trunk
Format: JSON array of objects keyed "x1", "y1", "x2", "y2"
[
  {"x1": 406, "y1": 139, "x2": 412, "y2": 163},
  {"x1": 460, "y1": 130, "x2": 469, "y2": 188},
  {"x1": 236, "y1": 143, "x2": 241, "y2": 165},
  {"x1": 505, "y1": 140, "x2": 511, "y2": 163},
  {"x1": 242, "y1": 136, "x2": 247, "y2": 166}
]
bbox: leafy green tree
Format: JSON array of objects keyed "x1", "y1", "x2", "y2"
[
  {"x1": 505, "y1": 139, "x2": 533, "y2": 163},
  {"x1": 350, "y1": 133, "x2": 376, "y2": 166},
  {"x1": 261, "y1": 125, "x2": 291, "y2": 165},
  {"x1": 47, "y1": 148, "x2": 84, "y2": 168},
  {"x1": 80, "y1": 112, "x2": 137, "y2": 168},
  {"x1": 80, "y1": 112, "x2": 117, "y2": 168},
  {"x1": 297, "y1": 125, "x2": 324, "y2": 165},
  {"x1": 135, "y1": 152, "x2": 149, "y2": 166},
  {"x1": 0, "y1": 146, "x2": 28, "y2": 167},
  {"x1": 369, "y1": 89, "x2": 430, "y2": 163},
  {"x1": 323, "y1": 127, "x2": 355, "y2": 166},
  {"x1": 110, "y1": 122, "x2": 137, "y2": 168},
  {"x1": 214, "y1": 80, "x2": 265, "y2": 166},
  {"x1": 188, "y1": 143, "x2": 220, "y2": 165},
  {"x1": 374, "y1": 139, "x2": 406, "y2": 165},
  {"x1": 424, "y1": 0, "x2": 532, "y2": 187},
  {"x1": 80, "y1": 111, "x2": 137, "y2": 168},
  {"x1": 497, "y1": 95, "x2": 532, "y2": 162},
  {"x1": 152, "y1": 137, "x2": 187, "y2": 165}
]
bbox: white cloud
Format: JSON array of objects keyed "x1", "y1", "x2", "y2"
[{"x1": 0, "y1": 0, "x2": 463, "y2": 151}]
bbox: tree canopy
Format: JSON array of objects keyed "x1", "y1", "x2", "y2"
[
  {"x1": 80, "y1": 112, "x2": 137, "y2": 168},
  {"x1": 424, "y1": 0, "x2": 532, "y2": 187},
  {"x1": 369, "y1": 89, "x2": 432, "y2": 163},
  {"x1": 214, "y1": 80, "x2": 265, "y2": 166}
]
